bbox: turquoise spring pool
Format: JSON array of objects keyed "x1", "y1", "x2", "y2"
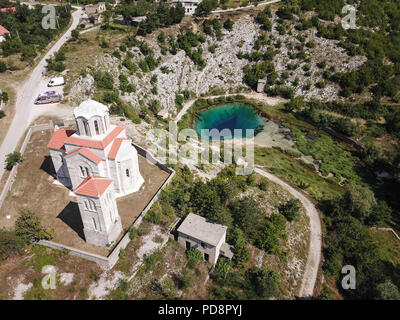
[{"x1": 195, "y1": 103, "x2": 264, "y2": 140}]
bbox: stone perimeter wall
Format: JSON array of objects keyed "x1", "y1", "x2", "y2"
[
  {"x1": 39, "y1": 142, "x2": 175, "y2": 269},
  {"x1": 0, "y1": 121, "x2": 54, "y2": 210},
  {"x1": 0, "y1": 122, "x2": 175, "y2": 269}
]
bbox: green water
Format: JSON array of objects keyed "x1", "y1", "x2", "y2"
[{"x1": 195, "y1": 103, "x2": 264, "y2": 140}]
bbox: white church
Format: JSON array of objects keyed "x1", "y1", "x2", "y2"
[{"x1": 47, "y1": 100, "x2": 144, "y2": 248}]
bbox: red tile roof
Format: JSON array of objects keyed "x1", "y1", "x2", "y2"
[
  {"x1": 0, "y1": 25, "x2": 9, "y2": 36},
  {"x1": 65, "y1": 125, "x2": 125, "y2": 150},
  {"x1": 108, "y1": 138, "x2": 124, "y2": 160},
  {"x1": 74, "y1": 175, "x2": 112, "y2": 198},
  {"x1": 65, "y1": 147, "x2": 102, "y2": 164},
  {"x1": 0, "y1": 7, "x2": 16, "y2": 13},
  {"x1": 47, "y1": 129, "x2": 76, "y2": 150}
]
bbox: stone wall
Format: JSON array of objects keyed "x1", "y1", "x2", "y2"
[
  {"x1": 0, "y1": 121, "x2": 176, "y2": 269},
  {"x1": 0, "y1": 121, "x2": 54, "y2": 210}
]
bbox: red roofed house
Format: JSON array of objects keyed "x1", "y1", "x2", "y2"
[
  {"x1": 0, "y1": 7, "x2": 16, "y2": 13},
  {"x1": 48, "y1": 99, "x2": 144, "y2": 247},
  {"x1": 0, "y1": 25, "x2": 10, "y2": 42}
]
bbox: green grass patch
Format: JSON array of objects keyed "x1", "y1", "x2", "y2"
[
  {"x1": 23, "y1": 245, "x2": 68, "y2": 272},
  {"x1": 370, "y1": 229, "x2": 400, "y2": 268},
  {"x1": 286, "y1": 124, "x2": 363, "y2": 183},
  {"x1": 255, "y1": 147, "x2": 343, "y2": 200}
]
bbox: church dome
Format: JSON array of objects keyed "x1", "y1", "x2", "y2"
[{"x1": 74, "y1": 100, "x2": 108, "y2": 120}]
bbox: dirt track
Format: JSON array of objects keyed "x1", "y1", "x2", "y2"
[{"x1": 254, "y1": 167, "x2": 322, "y2": 298}]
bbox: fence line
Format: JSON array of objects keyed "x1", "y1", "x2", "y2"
[
  {"x1": 0, "y1": 121, "x2": 54, "y2": 210},
  {"x1": 38, "y1": 150, "x2": 175, "y2": 269},
  {"x1": 371, "y1": 227, "x2": 400, "y2": 242},
  {"x1": 0, "y1": 122, "x2": 175, "y2": 269}
]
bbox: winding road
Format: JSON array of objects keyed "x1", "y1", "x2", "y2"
[
  {"x1": 175, "y1": 95, "x2": 322, "y2": 298},
  {"x1": 254, "y1": 167, "x2": 322, "y2": 298},
  {"x1": 0, "y1": 6, "x2": 83, "y2": 181}
]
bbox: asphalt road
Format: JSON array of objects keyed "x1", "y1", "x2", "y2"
[{"x1": 0, "y1": 6, "x2": 83, "y2": 181}]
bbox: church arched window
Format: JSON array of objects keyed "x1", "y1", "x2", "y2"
[
  {"x1": 92, "y1": 217, "x2": 98, "y2": 230},
  {"x1": 88, "y1": 200, "x2": 96, "y2": 211},
  {"x1": 126, "y1": 169, "x2": 130, "y2": 177},
  {"x1": 94, "y1": 120, "x2": 99, "y2": 135},
  {"x1": 84, "y1": 120, "x2": 90, "y2": 136}
]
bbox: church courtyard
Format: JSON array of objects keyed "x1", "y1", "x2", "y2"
[{"x1": 0, "y1": 129, "x2": 170, "y2": 256}]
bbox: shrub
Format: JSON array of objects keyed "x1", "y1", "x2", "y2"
[
  {"x1": 15, "y1": 210, "x2": 54, "y2": 243},
  {"x1": 0, "y1": 229, "x2": 25, "y2": 263},
  {"x1": 0, "y1": 61, "x2": 6, "y2": 72},
  {"x1": 258, "y1": 179, "x2": 268, "y2": 191},
  {"x1": 71, "y1": 29, "x2": 79, "y2": 41},
  {"x1": 177, "y1": 269, "x2": 194, "y2": 291},
  {"x1": 93, "y1": 71, "x2": 114, "y2": 90},
  {"x1": 213, "y1": 257, "x2": 232, "y2": 279},
  {"x1": 0, "y1": 110, "x2": 5, "y2": 119},
  {"x1": 247, "y1": 267, "x2": 279, "y2": 299},
  {"x1": 186, "y1": 248, "x2": 203, "y2": 268},
  {"x1": 279, "y1": 199, "x2": 301, "y2": 221},
  {"x1": 223, "y1": 19, "x2": 234, "y2": 31},
  {"x1": 161, "y1": 276, "x2": 175, "y2": 298},
  {"x1": 5, "y1": 152, "x2": 23, "y2": 170}
]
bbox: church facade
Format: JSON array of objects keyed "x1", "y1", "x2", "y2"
[{"x1": 47, "y1": 100, "x2": 144, "y2": 247}]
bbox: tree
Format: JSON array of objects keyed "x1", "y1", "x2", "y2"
[
  {"x1": 5, "y1": 152, "x2": 23, "y2": 170},
  {"x1": 0, "y1": 229, "x2": 25, "y2": 263},
  {"x1": 0, "y1": 61, "x2": 6, "y2": 72},
  {"x1": 376, "y1": 280, "x2": 400, "y2": 300},
  {"x1": 229, "y1": 197, "x2": 266, "y2": 244},
  {"x1": 279, "y1": 199, "x2": 301, "y2": 221},
  {"x1": 15, "y1": 210, "x2": 54, "y2": 243},
  {"x1": 247, "y1": 268, "x2": 279, "y2": 299},
  {"x1": 20, "y1": 45, "x2": 36, "y2": 62},
  {"x1": 177, "y1": 269, "x2": 194, "y2": 291},
  {"x1": 228, "y1": 227, "x2": 250, "y2": 268},
  {"x1": 214, "y1": 257, "x2": 232, "y2": 279},
  {"x1": 342, "y1": 184, "x2": 377, "y2": 223},
  {"x1": 194, "y1": 0, "x2": 218, "y2": 16},
  {"x1": 318, "y1": 284, "x2": 333, "y2": 300},
  {"x1": 186, "y1": 248, "x2": 203, "y2": 268},
  {"x1": 223, "y1": 19, "x2": 234, "y2": 31},
  {"x1": 71, "y1": 29, "x2": 80, "y2": 41},
  {"x1": 258, "y1": 214, "x2": 286, "y2": 254},
  {"x1": 258, "y1": 179, "x2": 268, "y2": 191},
  {"x1": 367, "y1": 201, "x2": 391, "y2": 227}
]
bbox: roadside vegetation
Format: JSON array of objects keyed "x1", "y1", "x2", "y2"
[{"x1": 0, "y1": 1, "x2": 71, "y2": 66}]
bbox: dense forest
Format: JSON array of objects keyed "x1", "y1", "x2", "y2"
[
  {"x1": 0, "y1": 1, "x2": 71, "y2": 63},
  {"x1": 113, "y1": 0, "x2": 185, "y2": 36}
]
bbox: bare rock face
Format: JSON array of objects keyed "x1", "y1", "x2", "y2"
[{"x1": 68, "y1": 12, "x2": 366, "y2": 113}]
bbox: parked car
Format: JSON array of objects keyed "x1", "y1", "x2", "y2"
[
  {"x1": 34, "y1": 91, "x2": 62, "y2": 104},
  {"x1": 48, "y1": 77, "x2": 65, "y2": 87}
]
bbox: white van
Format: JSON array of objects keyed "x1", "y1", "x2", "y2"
[{"x1": 48, "y1": 77, "x2": 65, "y2": 87}]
